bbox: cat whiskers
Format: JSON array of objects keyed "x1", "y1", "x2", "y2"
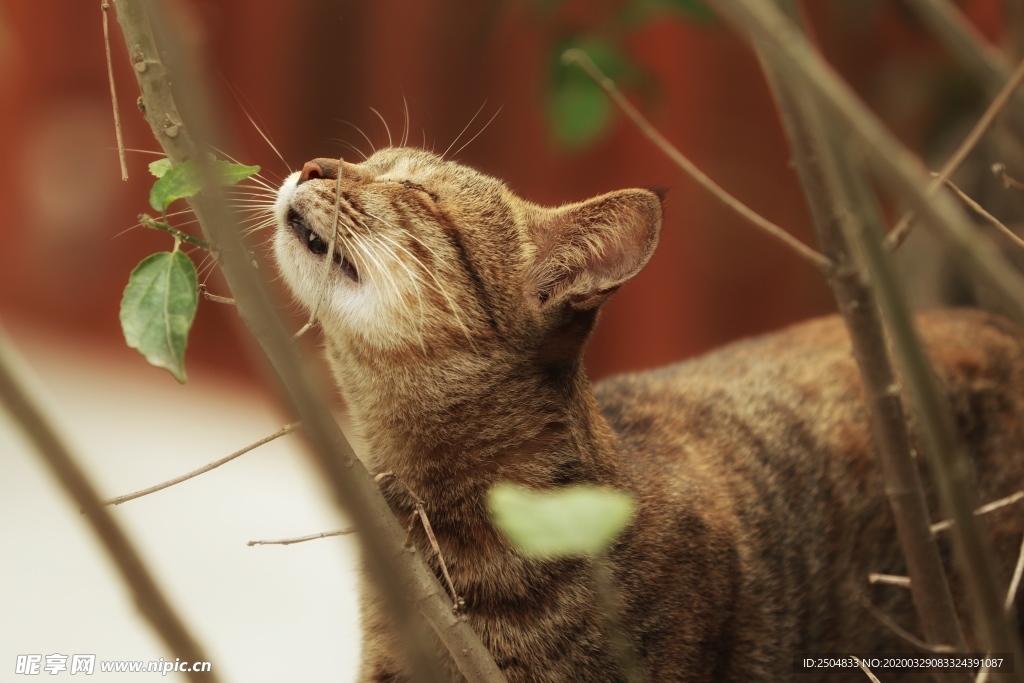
[{"x1": 364, "y1": 210, "x2": 477, "y2": 349}]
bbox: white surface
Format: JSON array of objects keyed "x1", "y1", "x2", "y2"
[{"x1": 1, "y1": 326, "x2": 362, "y2": 681}]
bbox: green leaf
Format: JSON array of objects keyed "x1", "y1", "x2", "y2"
[
  {"x1": 149, "y1": 158, "x2": 172, "y2": 178},
  {"x1": 488, "y1": 483, "x2": 636, "y2": 557},
  {"x1": 120, "y1": 250, "x2": 199, "y2": 383},
  {"x1": 549, "y1": 38, "x2": 631, "y2": 149},
  {"x1": 149, "y1": 160, "x2": 261, "y2": 212}
]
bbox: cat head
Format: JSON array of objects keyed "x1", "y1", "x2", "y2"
[{"x1": 273, "y1": 147, "x2": 662, "y2": 367}]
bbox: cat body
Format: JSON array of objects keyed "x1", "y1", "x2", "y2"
[{"x1": 272, "y1": 148, "x2": 1024, "y2": 682}]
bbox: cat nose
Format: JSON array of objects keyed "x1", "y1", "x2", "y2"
[{"x1": 298, "y1": 158, "x2": 339, "y2": 185}]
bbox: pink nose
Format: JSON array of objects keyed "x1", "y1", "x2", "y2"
[{"x1": 298, "y1": 158, "x2": 339, "y2": 184}]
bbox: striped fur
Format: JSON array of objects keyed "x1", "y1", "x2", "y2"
[{"x1": 273, "y1": 148, "x2": 1024, "y2": 682}]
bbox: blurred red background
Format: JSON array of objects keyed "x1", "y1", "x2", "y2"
[{"x1": 0, "y1": 0, "x2": 1013, "y2": 391}]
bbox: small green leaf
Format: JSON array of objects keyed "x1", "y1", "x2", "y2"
[
  {"x1": 120, "y1": 250, "x2": 199, "y2": 383},
  {"x1": 488, "y1": 483, "x2": 636, "y2": 557},
  {"x1": 148, "y1": 160, "x2": 261, "y2": 212},
  {"x1": 216, "y1": 160, "x2": 261, "y2": 186},
  {"x1": 148, "y1": 158, "x2": 172, "y2": 178}
]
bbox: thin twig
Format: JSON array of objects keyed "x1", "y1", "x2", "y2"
[
  {"x1": 854, "y1": 657, "x2": 883, "y2": 683},
  {"x1": 0, "y1": 327, "x2": 216, "y2": 681},
  {"x1": 376, "y1": 471, "x2": 462, "y2": 610},
  {"x1": 860, "y1": 596, "x2": 955, "y2": 653},
  {"x1": 102, "y1": 0, "x2": 128, "y2": 181},
  {"x1": 562, "y1": 48, "x2": 833, "y2": 275},
  {"x1": 1005, "y1": 532, "x2": 1024, "y2": 612},
  {"x1": 869, "y1": 573, "x2": 912, "y2": 588},
  {"x1": 993, "y1": 162, "x2": 1024, "y2": 191},
  {"x1": 104, "y1": 423, "x2": 300, "y2": 506},
  {"x1": 197, "y1": 283, "x2": 235, "y2": 305},
  {"x1": 886, "y1": 56, "x2": 1024, "y2": 249},
  {"x1": 140, "y1": 214, "x2": 213, "y2": 250},
  {"x1": 931, "y1": 490, "x2": 1024, "y2": 534},
  {"x1": 939, "y1": 176, "x2": 1024, "y2": 249},
  {"x1": 295, "y1": 156, "x2": 343, "y2": 340},
  {"x1": 248, "y1": 527, "x2": 356, "y2": 546}
]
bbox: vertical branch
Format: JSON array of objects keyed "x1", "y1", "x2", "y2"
[
  {"x1": 101, "y1": 0, "x2": 128, "y2": 180},
  {"x1": 111, "y1": 1, "x2": 506, "y2": 681},
  {"x1": 900, "y1": 0, "x2": 1024, "y2": 134},
  {"x1": 0, "y1": 328, "x2": 217, "y2": 683},
  {"x1": 754, "y1": 1, "x2": 970, "y2": 671},
  {"x1": 708, "y1": 0, "x2": 1024, "y2": 673}
]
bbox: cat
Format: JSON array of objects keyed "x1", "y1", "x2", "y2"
[{"x1": 271, "y1": 147, "x2": 1024, "y2": 682}]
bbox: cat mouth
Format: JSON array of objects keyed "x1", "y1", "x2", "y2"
[{"x1": 287, "y1": 209, "x2": 359, "y2": 282}]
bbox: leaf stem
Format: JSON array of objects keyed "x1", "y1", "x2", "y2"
[{"x1": 140, "y1": 214, "x2": 212, "y2": 250}]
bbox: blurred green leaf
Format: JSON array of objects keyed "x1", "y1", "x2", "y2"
[
  {"x1": 488, "y1": 483, "x2": 636, "y2": 557},
  {"x1": 549, "y1": 38, "x2": 631, "y2": 149},
  {"x1": 149, "y1": 160, "x2": 260, "y2": 212},
  {"x1": 120, "y1": 250, "x2": 199, "y2": 383}
]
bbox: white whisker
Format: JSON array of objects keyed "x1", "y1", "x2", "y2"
[
  {"x1": 443, "y1": 102, "x2": 487, "y2": 159},
  {"x1": 369, "y1": 107, "x2": 393, "y2": 148}
]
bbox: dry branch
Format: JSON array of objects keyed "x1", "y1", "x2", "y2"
[
  {"x1": 104, "y1": 422, "x2": 300, "y2": 506},
  {"x1": 709, "y1": 0, "x2": 1024, "y2": 669},
  {"x1": 886, "y1": 55, "x2": 1024, "y2": 249},
  {"x1": 562, "y1": 49, "x2": 832, "y2": 275},
  {"x1": 753, "y1": 1, "x2": 969, "y2": 671},
  {"x1": 248, "y1": 528, "x2": 356, "y2": 547},
  {"x1": 112, "y1": 2, "x2": 506, "y2": 681},
  {"x1": 0, "y1": 328, "x2": 216, "y2": 682}
]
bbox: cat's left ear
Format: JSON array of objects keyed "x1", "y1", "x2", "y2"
[{"x1": 526, "y1": 188, "x2": 662, "y2": 310}]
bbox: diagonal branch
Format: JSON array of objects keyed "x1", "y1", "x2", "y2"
[
  {"x1": 753, "y1": 2, "x2": 969, "y2": 673},
  {"x1": 708, "y1": 0, "x2": 1024, "y2": 672},
  {"x1": 562, "y1": 48, "x2": 833, "y2": 275},
  {"x1": 111, "y1": 2, "x2": 506, "y2": 681},
  {"x1": 0, "y1": 327, "x2": 217, "y2": 682},
  {"x1": 886, "y1": 56, "x2": 1024, "y2": 249},
  {"x1": 104, "y1": 422, "x2": 300, "y2": 505}
]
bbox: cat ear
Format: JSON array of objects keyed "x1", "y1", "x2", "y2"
[{"x1": 526, "y1": 189, "x2": 662, "y2": 310}]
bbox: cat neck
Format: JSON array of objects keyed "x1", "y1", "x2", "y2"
[{"x1": 328, "y1": 340, "x2": 624, "y2": 504}]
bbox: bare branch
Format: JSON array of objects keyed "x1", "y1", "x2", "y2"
[
  {"x1": 931, "y1": 491, "x2": 1024, "y2": 534},
  {"x1": 753, "y1": 1, "x2": 969, "y2": 669},
  {"x1": 248, "y1": 528, "x2": 356, "y2": 547},
  {"x1": 886, "y1": 56, "x2": 1024, "y2": 249},
  {"x1": 102, "y1": 0, "x2": 128, "y2": 180},
  {"x1": 869, "y1": 573, "x2": 912, "y2": 588},
  {"x1": 104, "y1": 423, "x2": 300, "y2": 506},
  {"x1": 562, "y1": 48, "x2": 833, "y2": 275},
  {"x1": 710, "y1": 0, "x2": 1024, "y2": 664},
  {"x1": 854, "y1": 657, "x2": 883, "y2": 683},
  {"x1": 0, "y1": 328, "x2": 216, "y2": 682},
  {"x1": 939, "y1": 177, "x2": 1024, "y2": 249},
  {"x1": 993, "y1": 162, "x2": 1024, "y2": 191},
  {"x1": 376, "y1": 471, "x2": 462, "y2": 610},
  {"x1": 112, "y1": 5, "x2": 504, "y2": 678},
  {"x1": 197, "y1": 283, "x2": 235, "y2": 305},
  {"x1": 860, "y1": 597, "x2": 955, "y2": 653}
]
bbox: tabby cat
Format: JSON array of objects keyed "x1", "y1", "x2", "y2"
[{"x1": 272, "y1": 147, "x2": 1024, "y2": 682}]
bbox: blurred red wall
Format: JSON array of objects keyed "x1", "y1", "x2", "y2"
[{"x1": 0, "y1": 0, "x2": 1010, "y2": 389}]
